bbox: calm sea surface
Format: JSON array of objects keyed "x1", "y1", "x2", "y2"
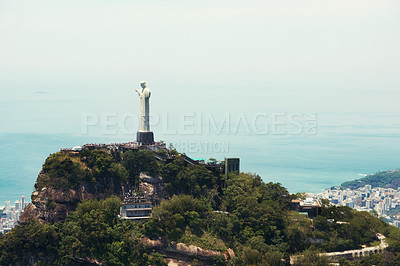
[{"x1": 1, "y1": 112, "x2": 400, "y2": 205}]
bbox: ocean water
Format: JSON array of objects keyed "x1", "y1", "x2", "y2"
[
  {"x1": 1, "y1": 112, "x2": 400, "y2": 204},
  {"x1": 0, "y1": 133, "x2": 140, "y2": 205}
]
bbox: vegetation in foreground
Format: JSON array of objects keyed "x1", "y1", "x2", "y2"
[{"x1": 2, "y1": 148, "x2": 400, "y2": 265}]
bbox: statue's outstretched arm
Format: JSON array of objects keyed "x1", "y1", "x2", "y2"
[{"x1": 135, "y1": 89, "x2": 142, "y2": 96}]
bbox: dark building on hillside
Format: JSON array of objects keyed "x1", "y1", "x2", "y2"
[{"x1": 225, "y1": 158, "x2": 240, "y2": 175}]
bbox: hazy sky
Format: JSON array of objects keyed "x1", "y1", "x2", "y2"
[{"x1": 1, "y1": 0, "x2": 399, "y2": 135}]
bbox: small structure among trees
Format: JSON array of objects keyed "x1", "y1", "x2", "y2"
[
  {"x1": 292, "y1": 198, "x2": 322, "y2": 218},
  {"x1": 120, "y1": 194, "x2": 152, "y2": 220}
]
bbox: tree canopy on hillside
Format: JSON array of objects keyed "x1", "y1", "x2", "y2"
[
  {"x1": 5, "y1": 148, "x2": 400, "y2": 265},
  {"x1": 341, "y1": 170, "x2": 400, "y2": 189}
]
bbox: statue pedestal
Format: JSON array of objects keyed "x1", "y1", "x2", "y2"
[{"x1": 137, "y1": 131, "x2": 154, "y2": 145}]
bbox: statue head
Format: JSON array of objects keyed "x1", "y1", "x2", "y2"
[{"x1": 140, "y1": 81, "x2": 147, "y2": 88}]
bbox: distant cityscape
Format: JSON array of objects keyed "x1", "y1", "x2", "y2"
[
  {"x1": 312, "y1": 185, "x2": 400, "y2": 227},
  {"x1": 0, "y1": 196, "x2": 27, "y2": 234}
]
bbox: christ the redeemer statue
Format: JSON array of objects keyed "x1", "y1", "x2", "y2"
[
  {"x1": 136, "y1": 81, "x2": 151, "y2": 132},
  {"x1": 135, "y1": 81, "x2": 154, "y2": 145}
]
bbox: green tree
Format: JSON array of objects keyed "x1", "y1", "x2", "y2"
[
  {"x1": 293, "y1": 249, "x2": 330, "y2": 266},
  {"x1": 0, "y1": 219, "x2": 59, "y2": 265},
  {"x1": 109, "y1": 163, "x2": 129, "y2": 182},
  {"x1": 123, "y1": 150, "x2": 159, "y2": 179}
]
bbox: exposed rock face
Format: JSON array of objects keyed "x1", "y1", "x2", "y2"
[
  {"x1": 168, "y1": 242, "x2": 222, "y2": 258},
  {"x1": 20, "y1": 173, "x2": 126, "y2": 224},
  {"x1": 20, "y1": 171, "x2": 166, "y2": 224},
  {"x1": 19, "y1": 146, "x2": 173, "y2": 224},
  {"x1": 140, "y1": 237, "x2": 235, "y2": 264},
  {"x1": 139, "y1": 172, "x2": 169, "y2": 201}
]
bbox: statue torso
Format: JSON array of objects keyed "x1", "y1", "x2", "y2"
[{"x1": 140, "y1": 87, "x2": 151, "y2": 99}]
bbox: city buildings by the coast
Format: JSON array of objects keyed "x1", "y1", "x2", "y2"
[
  {"x1": 311, "y1": 185, "x2": 400, "y2": 226},
  {"x1": 0, "y1": 196, "x2": 27, "y2": 234}
]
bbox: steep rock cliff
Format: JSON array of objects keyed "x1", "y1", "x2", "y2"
[
  {"x1": 20, "y1": 148, "x2": 167, "y2": 224},
  {"x1": 20, "y1": 175, "x2": 125, "y2": 224}
]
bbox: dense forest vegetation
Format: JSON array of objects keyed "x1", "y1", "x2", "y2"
[
  {"x1": 0, "y1": 197, "x2": 165, "y2": 265},
  {"x1": 35, "y1": 148, "x2": 159, "y2": 190},
  {"x1": 341, "y1": 170, "x2": 400, "y2": 190},
  {"x1": 2, "y1": 147, "x2": 400, "y2": 265}
]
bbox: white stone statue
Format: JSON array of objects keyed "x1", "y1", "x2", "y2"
[{"x1": 136, "y1": 81, "x2": 151, "y2": 132}]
